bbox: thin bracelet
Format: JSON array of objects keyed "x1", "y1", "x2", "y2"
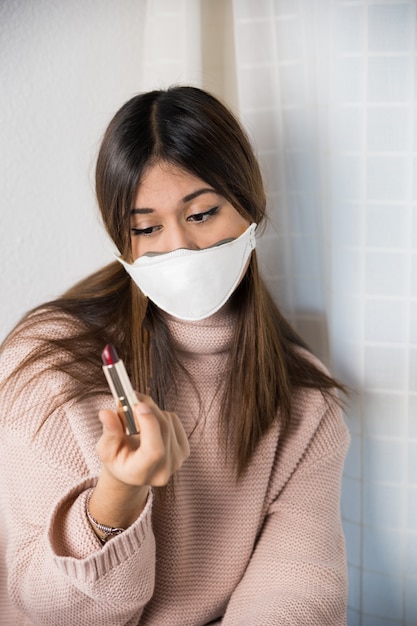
[{"x1": 86, "y1": 490, "x2": 125, "y2": 544}]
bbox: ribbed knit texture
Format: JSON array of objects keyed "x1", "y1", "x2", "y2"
[{"x1": 0, "y1": 308, "x2": 350, "y2": 625}]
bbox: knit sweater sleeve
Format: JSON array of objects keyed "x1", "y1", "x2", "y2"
[
  {"x1": 0, "y1": 321, "x2": 156, "y2": 625},
  {"x1": 221, "y1": 397, "x2": 350, "y2": 626}
]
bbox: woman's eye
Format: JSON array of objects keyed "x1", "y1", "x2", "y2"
[
  {"x1": 188, "y1": 206, "x2": 219, "y2": 223},
  {"x1": 130, "y1": 225, "x2": 161, "y2": 237}
]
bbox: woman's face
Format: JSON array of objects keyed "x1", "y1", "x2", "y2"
[{"x1": 130, "y1": 162, "x2": 250, "y2": 260}]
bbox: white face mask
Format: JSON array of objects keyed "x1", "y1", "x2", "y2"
[{"x1": 117, "y1": 223, "x2": 257, "y2": 321}]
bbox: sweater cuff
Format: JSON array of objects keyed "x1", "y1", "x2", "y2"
[{"x1": 47, "y1": 477, "x2": 155, "y2": 584}]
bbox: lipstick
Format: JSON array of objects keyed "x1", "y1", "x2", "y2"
[{"x1": 101, "y1": 344, "x2": 139, "y2": 435}]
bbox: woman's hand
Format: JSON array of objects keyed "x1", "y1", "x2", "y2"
[
  {"x1": 96, "y1": 393, "x2": 190, "y2": 487},
  {"x1": 89, "y1": 394, "x2": 190, "y2": 532}
]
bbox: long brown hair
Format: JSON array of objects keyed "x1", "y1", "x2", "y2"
[{"x1": 1, "y1": 86, "x2": 345, "y2": 476}]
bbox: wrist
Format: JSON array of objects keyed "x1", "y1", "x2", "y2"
[
  {"x1": 88, "y1": 470, "x2": 150, "y2": 532},
  {"x1": 87, "y1": 486, "x2": 149, "y2": 543},
  {"x1": 86, "y1": 490, "x2": 125, "y2": 544}
]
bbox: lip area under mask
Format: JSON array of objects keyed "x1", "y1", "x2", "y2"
[{"x1": 117, "y1": 223, "x2": 257, "y2": 321}]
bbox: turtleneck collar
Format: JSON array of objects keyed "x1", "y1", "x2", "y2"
[{"x1": 163, "y1": 303, "x2": 235, "y2": 356}]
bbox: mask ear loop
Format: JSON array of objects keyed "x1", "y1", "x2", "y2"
[
  {"x1": 109, "y1": 230, "x2": 137, "y2": 263},
  {"x1": 111, "y1": 244, "x2": 133, "y2": 265}
]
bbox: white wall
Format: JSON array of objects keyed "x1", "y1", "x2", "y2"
[
  {"x1": 0, "y1": 0, "x2": 147, "y2": 339},
  {"x1": 0, "y1": 0, "x2": 237, "y2": 341}
]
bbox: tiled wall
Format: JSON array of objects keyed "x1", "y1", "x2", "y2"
[{"x1": 233, "y1": 1, "x2": 417, "y2": 624}]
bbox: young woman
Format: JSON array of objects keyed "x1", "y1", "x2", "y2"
[{"x1": 0, "y1": 86, "x2": 350, "y2": 625}]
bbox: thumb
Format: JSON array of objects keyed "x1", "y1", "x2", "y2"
[
  {"x1": 96, "y1": 409, "x2": 128, "y2": 463},
  {"x1": 98, "y1": 408, "x2": 125, "y2": 437}
]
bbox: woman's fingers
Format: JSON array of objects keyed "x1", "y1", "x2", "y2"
[
  {"x1": 134, "y1": 401, "x2": 166, "y2": 460},
  {"x1": 134, "y1": 398, "x2": 190, "y2": 463},
  {"x1": 97, "y1": 393, "x2": 190, "y2": 487}
]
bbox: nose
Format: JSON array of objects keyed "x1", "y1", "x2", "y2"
[{"x1": 167, "y1": 225, "x2": 200, "y2": 252}]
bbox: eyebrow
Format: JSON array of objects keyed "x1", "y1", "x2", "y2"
[{"x1": 131, "y1": 187, "x2": 217, "y2": 215}]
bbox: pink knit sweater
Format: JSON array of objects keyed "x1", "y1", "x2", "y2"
[{"x1": 0, "y1": 308, "x2": 350, "y2": 625}]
